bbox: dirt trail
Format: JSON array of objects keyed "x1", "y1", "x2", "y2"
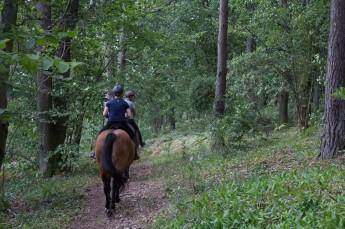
[{"x1": 69, "y1": 161, "x2": 167, "y2": 229}]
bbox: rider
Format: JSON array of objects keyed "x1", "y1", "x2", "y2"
[
  {"x1": 100, "y1": 84, "x2": 140, "y2": 160},
  {"x1": 124, "y1": 90, "x2": 145, "y2": 147}
]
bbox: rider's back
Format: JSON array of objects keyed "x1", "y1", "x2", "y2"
[{"x1": 106, "y1": 98, "x2": 129, "y2": 122}]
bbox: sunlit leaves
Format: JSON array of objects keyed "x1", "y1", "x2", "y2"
[
  {"x1": 332, "y1": 87, "x2": 345, "y2": 100},
  {"x1": 57, "y1": 31, "x2": 77, "y2": 39},
  {"x1": 0, "y1": 108, "x2": 12, "y2": 122},
  {"x1": 42, "y1": 56, "x2": 54, "y2": 71},
  {"x1": 56, "y1": 60, "x2": 69, "y2": 73},
  {"x1": 17, "y1": 53, "x2": 83, "y2": 74},
  {"x1": 0, "y1": 39, "x2": 10, "y2": 49},
  {"x1": 20, "y1": 54, "x2": 40, "y2": 73}
]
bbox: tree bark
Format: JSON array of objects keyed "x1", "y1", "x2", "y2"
[
  {"x1": 245, "y1": 37, "x2": 256, "y2": 53},
  {"x1": 320, "y1": 0, "x2": 345, "y2": 159},
  {"x1": 278, "y1": 90, "x2": 289, "y2": 124},
  {"x1": 53, "y1": 0, "x2": 79, "y2": 145},
  {"x1": 312, "y1": 81, "x2": 321, "y2": 112},
  {"x1": 211, "y1": 0, "x2": 228, "y2": 151},
  {"x1": 0, "y1": 0, "x2": 18, "y2": 169},
  {"x1": 168, "y1": 107, "x2": 176, "y2": 130},
  {"x1": 213, "y1": 0, "x2": 228, "y2": 115},
  {"x1": 117, "y1": 30, "x2": 126, "y2": 74},
  {"x1": 295, "y1": 79, "x2": 312, "y2": 129},
  {"x1": 35, "y1": 1, "x2": 56, "y2": 176}
]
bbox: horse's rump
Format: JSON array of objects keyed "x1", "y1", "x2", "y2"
[{"x1": 95, "y1": 129, "x2": 135, "y2": 177}]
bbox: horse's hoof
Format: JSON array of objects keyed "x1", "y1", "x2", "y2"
[{"x1": 105, "y1": 209, "x2": 113, "y2": 217}]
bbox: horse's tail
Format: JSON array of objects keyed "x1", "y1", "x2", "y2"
[{"x1": 102, "y1": 133, "x2": 126, "y2": 188}]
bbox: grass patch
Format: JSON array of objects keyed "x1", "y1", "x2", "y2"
[
  {"x1": 0, "y1": 157, "x2": 98, "y2": 229},
  {"x1": 146, "y1": 127, "x2": 345, "y2": 228},
  {"x1": 156, "y1": 166, "x2": 345, "y2": 228}
]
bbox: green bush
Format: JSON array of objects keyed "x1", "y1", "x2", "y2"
[
  {"x1": 189, "y1": 76, "x2": 214, "y2": 113},
  {"x1": 155, "y1": 166, "x2": 345, "y2": 228}
]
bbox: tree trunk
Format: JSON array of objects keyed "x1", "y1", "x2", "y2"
[
  {"x1": 211, "y1": 0, "x2": 228, "y2": 151},
  {"x1": 105, "y1": 46, "x2": 114, "y2": 79},
  {"x1": 66, "y1": 99, "x2": 85, "y2": 151},
  {"x1": 117, "y1": 30, "x2": 126, "y2": 75},
  {"x1": 0, "y1": 0, "x2": 18, "y2": 169},
  {"x1": 35, "y1": 1, "x2": 56, "y2": 176},
  {"x1": 296, "y1": 100, "x2": 309, "y2": 128},
  {"x1": 320, "y1": 0, "x2": 345, "y2": 159},
  {"x1": 168, "y1": 107, "x2": 176, "y2": 130},
  {"x1": 71, "y1": 113, "x2": 84, "y2": 147},
  {"x1": 312, "y1": 81, "x2": 320, "y2": 112},
  {"x1": 54, "y1": 0, "x2": 79, "y2": 143},
  {"x1": 213, "y1": 0, "x2": 228, "y2": 115},
  {"x1": 295, "y1": 78, "x2": 312, "y2": 129},
  {"x1": 152, "y1": 104, "x2": 162, "y2": 134},
  {"x1": 89, "y1": 0, "x2": 96, "y2": 8},
  {"x1": 278, "y1": 90, "x2": 289, "y2": 124},
  {"x1": 50, "y1": 0, "x2": 79, "y2": 174},
  {"x1": 245, "y1": 37, "x2": 256, "y2": 53}
]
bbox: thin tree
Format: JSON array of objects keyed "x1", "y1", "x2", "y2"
[
  {"x1": 213, "y1": 0, "x2": 228, "y2": 115},
  {"x1": 53, "y1": 0, "x2": 79, "y2": 146},
  {"x1": 48, "y1": 0, "x2": 79, "y2": 174},
  {"x1": 278, "y1": 90, "x2": 289, "y2": 124},
  {"x1": 320, "y1": 0, "x2": 345, "y2": 159},
  {"x1": 35, "y1": 1, "x2": 55, "y2": 176},
  {"x1": 0, "y1": 0, "x2": 18, "y2": 169},
  {"x1": 211, "y1": 0, "x2": 228, "y2": 151}
]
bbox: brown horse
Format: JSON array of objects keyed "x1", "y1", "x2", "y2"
[{"x1": 95, "y1": 129, "x2": 135, "y2": 216}]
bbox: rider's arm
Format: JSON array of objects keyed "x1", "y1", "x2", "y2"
[
  {"x1": 126, "y1": 108, "x2": 133, "y2": 119},
  {"x1": 103, "y1": 106, "x2": 109, "y2": 118}
]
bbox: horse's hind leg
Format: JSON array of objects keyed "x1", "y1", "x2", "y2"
[
  {"x1": 115, "y1": 186, "x2": 120, "y2": 203},
  {"x1": 111, "y1": 179, "x2": 120, "y2": 210},
  {"x1": 102, "y1": 174, "x2": 112, "y2": 216}
]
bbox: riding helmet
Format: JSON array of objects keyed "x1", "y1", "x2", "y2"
[
  {"x1": 125, "y1": 90, "x2": 135, "y2": 98},
  {"x1": 112, "y1": 84, "x2": 124, "y2": 96}
]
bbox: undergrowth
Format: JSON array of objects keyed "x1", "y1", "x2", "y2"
[
  {"x1": 0, "y1": 157, "x2": 97, "y2": 229},
  {"x1": 1, "y1": 126, "x2": 342, "y2": 228},
  {"x1": 148, "y1": 127, "x2": 345, "y2": 228}
]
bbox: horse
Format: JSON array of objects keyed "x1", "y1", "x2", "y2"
[{"x1": 95, "y1": 128, "x2": 135, "y2": 217}]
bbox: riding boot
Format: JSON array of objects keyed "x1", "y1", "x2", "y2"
[
  {"x1": 140, "y1": 139, "x2": 145, "y2": 147},
  {"x1": 138, "y1": 129, "x2": 145, "y2": 147},
  {"x1": 128, "y1": 119, "x2": 145, "y2": 147},
  {"x1": 134, "y1": 148, "x2": 140, "y2": 160}
]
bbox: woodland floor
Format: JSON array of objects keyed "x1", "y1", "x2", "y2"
[{"x1": 68, "y1": 161, "x2": 168, "y2": 229}]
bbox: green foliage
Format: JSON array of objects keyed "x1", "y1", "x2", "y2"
[
  {"x1": 189, "y1": 76, "x2": 214, "y2": 112},
  {"x1": 160, "y1": 167, "x2": 345, "y2": 228},
  {"x1": 53, "y1": 144, "x2": 80, "y2": 172},
  {"x1": 0, "y1": 108, "x2": 12, "y2": 122},
  {"x1": 332, "y1": 87, "x2": 345, "y2": 100},
  {"x1": 151, "y1": 127, "x2": 343, "y2": 229},
  {"x1": 0, "y1": 0, "x2": 335, "y2": 227},
  {"x1": 0, "y1": 39, "x2": 10, "y2": 49},
  {"x1": 0, "y1": 158, "x2": 97, "y2": 228}
]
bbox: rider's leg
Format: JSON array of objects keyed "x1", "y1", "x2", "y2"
[{"x1": 128, "y1": 119, "x2": 145, "y2": 147}]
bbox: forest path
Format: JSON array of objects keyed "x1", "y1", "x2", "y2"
[{"x1": 68, "y1": 161, "x2": 168, "y2": 229}]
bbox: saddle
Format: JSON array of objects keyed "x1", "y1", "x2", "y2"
[{"x1": 105, "y1": 121, "x2": 135, "y2": 141}]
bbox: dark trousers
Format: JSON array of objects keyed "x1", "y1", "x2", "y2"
[{"x1": 128, "y1": 119, "x2": 144, "y2": 145}]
